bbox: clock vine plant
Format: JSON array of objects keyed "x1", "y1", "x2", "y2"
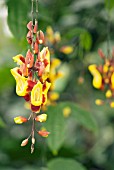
[{"x1": 10, "y1": 0, "x2": 51, "y2": 153}]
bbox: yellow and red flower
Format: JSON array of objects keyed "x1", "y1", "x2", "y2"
[{"x1": 88, "y1": 48, "x2": 114, "y2": 107}]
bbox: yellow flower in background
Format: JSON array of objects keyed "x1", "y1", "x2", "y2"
[
  {"x1": 95, "y1": 99, "x2": 104, "y2": 106},
  {"x1": 11, "y1": 67, "x2": 28, "y2": 96},
  {"x1": 31, "y1": 81, "x2": 43, "y2": 106},
  {"x1": 46, "y1": 26, "x2": 61, "y2": 43},
  {"x1": 49, "y1": 92, "x2": 60, "y2": 101},
  {"x1": 60, "y1": 46, "x2": 74, "y2": 54},
  {"x1": 110, "y1": 102, "x2": 114, "y2": 108},
  {"x1": 63, "y1": 107, "x2": 71, "y2": 118},
  {"x1": 105, "y1": 90, "x2": 112, "y2": 98},
  {"x1": 88, "y1": 64, "x2": 102, "y2": 89},
  {"x1": 50, "y1": 58, "x2": 63, "y2": 90}
]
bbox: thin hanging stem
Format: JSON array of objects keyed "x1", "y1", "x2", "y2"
[
  {"x1": 107, "y1": 0, "x2": 111, "y2": 57},
  {"x1": 36, "y1": 0, "x2": 38, "y2": 23},
  {"x1": 31, "y1": 0, "x2": 34, "y2": 52}
]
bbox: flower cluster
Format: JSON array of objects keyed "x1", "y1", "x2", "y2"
[
  {"x1": 45, "y1": 26, "x2": 74, "y2": 55},
  {"x1": 88, "y1": 49, "x2": 114, "y2": 107},
  {"x1": 11, "y1": 21, "x2": 51, "y2": 153}
]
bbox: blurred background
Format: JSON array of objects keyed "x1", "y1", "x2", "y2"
[{"x1": 0, "y1": 0, "x2": 114, "y2": 169}]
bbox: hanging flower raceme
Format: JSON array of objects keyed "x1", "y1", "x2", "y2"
[
  {"x1": 88, "y1": 48, "x2": 114, "y2": 107},
  {"x1": 11, "y1": 20, "x2": 51, "y2": 153}
]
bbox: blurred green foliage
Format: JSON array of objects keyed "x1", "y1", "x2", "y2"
[{"x1": 0, "y1": 0, "x2": 114, "y2": 170}]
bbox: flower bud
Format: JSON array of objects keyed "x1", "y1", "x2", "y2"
[
  {"x1": 35, "y1": 114, "x2": 47, "y2": 122},
  {"x1": 21, "y1": 138, "x2": 28, "y2": 146},
  {"x1": 95, "y1": 99, "x2": 104, "y2": 106},
  {"x1": 37, "y1": 30, "x2": 45, "y2": 44},
  {"x1": 14, "y1": 116, "x2": 27, "y2": 124},
  {"x1": 27, "y1": 21, "x2": 32, "y2": 31},
  {"x1": 32, "y1": 137, "x2": 35, "y2": 144},
  {"x1": 38, "y1": 129, "x2": 50, "y2": 137},
  {"x1": 98, "y1": 49, "x2": 105, "y2": 59}
]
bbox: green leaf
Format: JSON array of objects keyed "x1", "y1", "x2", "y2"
[
  {"x1": 45, "y1": 105, "x2": 66, "y2": 154},
  {"x1": 0, "y1": 117, "x2": 6, "y2": 128},
  {"x1": 64, "y1": 28, "x2": 92, "y2": 51},
  {"x1": 48, "y1": 158, "x2": 87, "y2": 170},
  {"x1": 80, "y1": 31, "x2": 92, "y2": 51},
  {"x1": 105, "y1": 0, "x2": 114, "y2": 10},
  {"x1": 6, "y1": 0, "x2": 30, "y2": 39},
  {"x1": 45, "y1": 102, "x2": 97, "y2": 154},
  {"x1": 59, "y1": 102, "x2": 98, "y2": 133},
  {"x1": 0, "y1": 67, "x2": 14, "y2": 92}
]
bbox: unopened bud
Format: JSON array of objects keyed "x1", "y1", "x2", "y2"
[
  {"x1": 35, "y1": 114, "x2": 47, "y2": 122},
  {"x1": 38, "y1": 130, "x2": 50, "y2": 137},
  {"x1": 27, "y1": 21, "x2": 32, "y2": 31},
  {"x1": 38, "y1": 30, "x2": 45, "y2": 44},
  {"x1": 21, "y1": 138, "x2": 28, "y2": 147},
  {"x1": 98, "y1": 49, "x2": 105, "y2": 59},
  {"x1": 34, "y1": 20, "x2": 38, "y2": 33},
  {"x1": 14, "y1": 116, "x2": 27, "y2": 124},
  {"x1": 32, "y1": 137, "x2": 35, "y2": 144}
]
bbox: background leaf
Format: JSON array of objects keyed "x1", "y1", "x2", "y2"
[
  {"x1": 105, "y1": 0, "x2": 114, "y2": 10},
  {"x1": 45, "y1": 105, "x2": 66, "y2": 154},
  {"x1": 7, "y1": 0, "x2": 30, "y2": 39},
  {"x1": 48, "y1": 158, "x2": 87, "y2": 170},
  {"x1": 58, "y1": 102, "x2": 98, "y2": 132}
]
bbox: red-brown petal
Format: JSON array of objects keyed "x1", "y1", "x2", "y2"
[
  {"x1": 31, "y1": 104, "x2": 41, "y2": 113},
  {"x1": 27, "y1": 21, "x2": 33, "y2": 31}
]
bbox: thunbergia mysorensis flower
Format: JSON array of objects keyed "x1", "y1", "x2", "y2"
[
  {"x1": 11, "y1": 19, "x2": 51, "y2": 153},
  {"x1": 88, "y1": 49, "x2": 114, "y2": 107}
]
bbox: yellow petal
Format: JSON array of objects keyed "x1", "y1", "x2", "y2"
[
  {"x1": 31, "y1": 81, "x2": 43, "y2": 106},
  {"x1": 11, "y1": 68, "x2": 28, "y2": 96},
  {"x1": 103, "y1": 64, "x2": 108, "y2": 73},
  {"x1": 42, "y1": 81, "x2": 51, "y2": 105},
  {"x1": 13, "y1": 54, "x2": 25, "y2": 65},
  {"x1": 111, "y1": 72, "x2": 114, "y2": 89},
  {"x1": 88, "y1": 64, "x2": 102, "y2": 89}
]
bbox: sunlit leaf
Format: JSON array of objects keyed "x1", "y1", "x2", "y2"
[
  {"x1": 80, "y1": 31, "x2": 92, "y2": 51},
  {"x1": 105, "y1": 0, "x2": 114, "y2": 10},
  {"x1": 48, "y1": 158, "x2": 87, "y2": 170}
]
